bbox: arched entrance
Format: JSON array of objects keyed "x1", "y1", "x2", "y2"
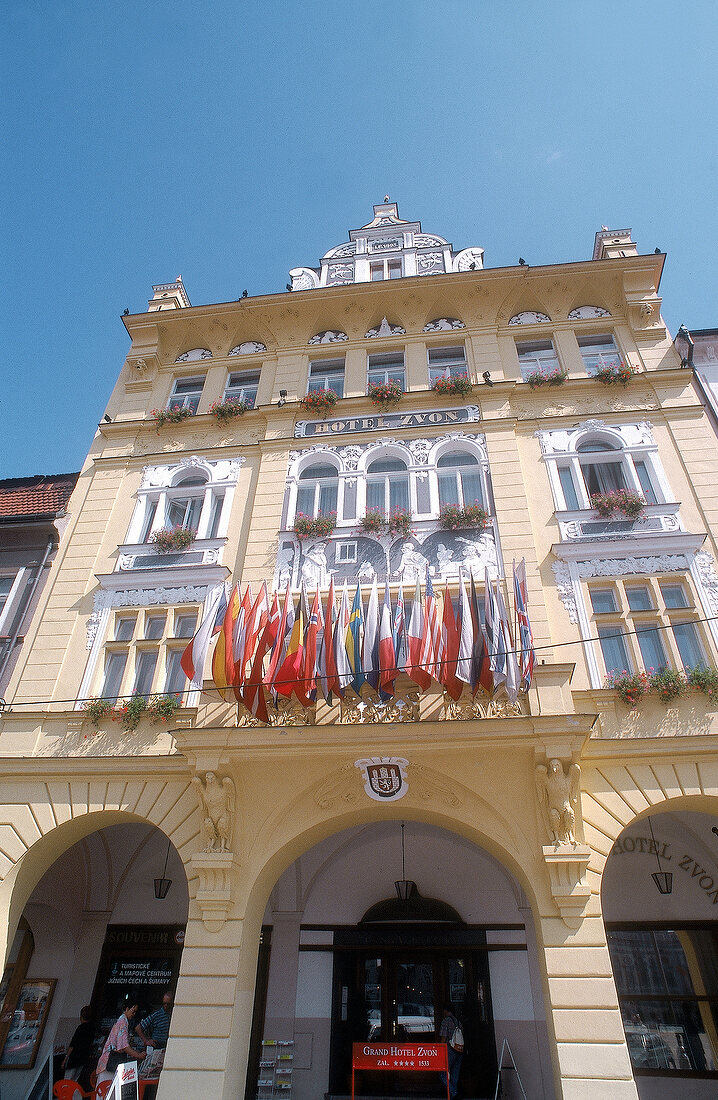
[
  {"x1": 247, "y1": 820, "x2": 554, "y2": 1100},
  {"x1": 0, "y1": 819, "x2": 188, "y2": 1100},
  {"x1": 602, "y1": 807, "x2": 718, "y2": 1099}
]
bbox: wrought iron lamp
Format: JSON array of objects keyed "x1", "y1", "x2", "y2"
[
  {"x1": 154, "y1": 838, "x2": 173, "y2": 900},
  {"x1": 395, "y1": 822, "x2": 417, "y2": 901},
  {"x1": 648, "y1": 817, "x2": 672, "y2": 895}
]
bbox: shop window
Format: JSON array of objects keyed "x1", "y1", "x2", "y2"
[
  {"x1": 168, "y1": 375, "x2": 204, "y2": 414},
  {"x1": 587, "y1": 578, "x2": 711, "y2": 677},
  {"x1": 367, "y1": 352, "x2": 405, "y2": 391},
  {"x1": 308, "y1": 359, "x2": 345, "y2": 397},
  {"x1": 99, "y1": 608, "x2": 199, "y2": 701},
  {"x1": 578, "y1": 333, "x2": 622, "y2": 375},
  {"x1": 516, "y1": 339, "x2": 560, "y2": 380},
  {"x1": 607, "y1": 926, "x2": 718, "y2": 1075},
  {"x1": 224, "y1": 370, "x2": 259, "y2": 408},
  {"x1": 428, "y1": 346, "x2": 468, "y2": 385},
  {"x1": 295, "y1": 463, "x2": 339, "y2": 520}
]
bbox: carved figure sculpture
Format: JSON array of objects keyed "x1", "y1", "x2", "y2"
[
  {"x1": 436, "y1": 543, "x2": 454, "y2": 573},
  {"x1": 192, "y1": 772, "x2": 235, "y2": 852},
  {"x1": 535, "y1": 759, "x2": 581, "y2": 845},
  {"x1": 395, "y1": 542, "x2": 430, "y2": 583},
  {"x1": 301, "y1": 542, "x2": 329, "y2": 588},
  {"x1": 276, "y1": 546, "x2": 294, "y2": 590},
  {"x1": 357, "y1": 560, "x2": 377, "y2": 580},
  {"x1": 457, "y1": 534, "x2": 497, "y2": 574}
]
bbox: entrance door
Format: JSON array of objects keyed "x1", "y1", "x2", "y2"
[{"x1": 331, "y1": 945, "x2": 496, "y2": 1098}]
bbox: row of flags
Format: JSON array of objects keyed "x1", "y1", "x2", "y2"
[{"x1": 181, "y1": 562, "x2": 536, "y2": 722}]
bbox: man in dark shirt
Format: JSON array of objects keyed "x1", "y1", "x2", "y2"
[
  {"x1": 62, "y1": 1005, "x2": 94, "y2": 1088},
  {"x1": 135, "y1": 990, "x2": 173, "y2": 1050}
]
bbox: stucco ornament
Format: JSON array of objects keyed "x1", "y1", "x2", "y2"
[
  {"x1": 192, "y1": 772, "x2": 235, "y2": 852},
  {"x1": 535, "y1": 760, "x2": 581, "y2": 845},
  {"x1": 308, "y1": 330, "x2": 348, "y2": 345}
]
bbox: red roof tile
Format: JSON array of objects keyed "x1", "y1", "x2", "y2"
[{"x1": 0, "y1": 474, "x2": 79, "y2": 519}]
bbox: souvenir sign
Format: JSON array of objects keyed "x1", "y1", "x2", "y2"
[{"x1": 355, "y1": 757, "x2": 409, "y2": 802}]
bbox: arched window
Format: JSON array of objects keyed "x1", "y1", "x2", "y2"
[
  {"x1": 164, "y1": 473, "x2": 208, "y2": 534},
  {"x1": 296, "y1": 463, "x2": 338, "y2": 519},
  {"x1": 554, "y1": 436, "x2": 658, "y2": 511},
  {"x1": 437, "y1": 452, "x2": 483, "y2": 509},
  {"x1": 366, "y1": 458, "x2": 409, "y2": 513}
]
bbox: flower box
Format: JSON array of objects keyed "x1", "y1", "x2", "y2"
[
  {"x1": 525, "y1": 368, "x2": 568, "y2": 389},
  {"x1": 147, "y1": 694, "x2": 182, "y2": 723},
  {"x1": 149, "y1": 526, "x2": 197, "y2": 553},
  {"x1": 605, "y1": 666, "x2": 718, "y2": 706},
  {"x1": 438, "y1": 503, "x2": 489, "y2": 531},
  {"x1": 431, "y1": 373, "x2": 473, "y2": 397},
  {"x1": 82, "y1": 698, "x2": 115, "y2": 725},
  {"x1": 150, "y1": 405, "x2": 193, "y2": 430},
  {"x1": 358, "y1": 509, "x2": 386, "y2": 534},
  {"x1": 209, "y1": 398, "x2": 249, "y2": 422},
  {"x1": 368, "y1": 380, "x2": 403, "y2": 407},
  {"x1": 590, "y1": 489, "x2": 645, "y2": 520},
  {"x1": 593, "y1": 362, "x2": 633, "y2": 387},
  {"x1": 300, "y1": 390, "x2": 339, "y2": 417},
  {"x1": 388, "y1": 509, "x2": 414, "y2": 538},
  {"x1": 292, "y1": 512, "x2": 336, "y2": 539}
]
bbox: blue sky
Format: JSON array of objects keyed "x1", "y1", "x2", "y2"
[{"x1": 2, "y1": 1, "x2": 717, "y2": 477}]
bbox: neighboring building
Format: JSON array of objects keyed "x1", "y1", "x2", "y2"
[
  {"x1": 2, "y1": 204, "x2": 718, "y2": 1100},
  {"x1": 0, "y1": 473, "x2": 79, "y2": 698}
]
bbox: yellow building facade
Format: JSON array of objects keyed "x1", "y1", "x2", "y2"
[{"x1": 2, "y1": 205, "x2": 718, "y2": 1100}]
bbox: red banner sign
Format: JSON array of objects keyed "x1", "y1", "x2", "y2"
[{"x1": 352, "y1": 1041, "x2": 448, "y2": 1071}]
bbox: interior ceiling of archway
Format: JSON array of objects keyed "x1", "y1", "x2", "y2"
[
  {"x1": 26, "y1": 823, "x2": 189, "y2": 924},
  {"x1": 602, "y1": 809, "x2": 718, "y2": 923},
  {"x1": 266, "y1": 821, "x2": 529, "y2": 926}
]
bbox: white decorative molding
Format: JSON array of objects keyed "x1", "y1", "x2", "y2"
[
  {"x1": 568, "y1": 305, "x2": 611, "y2": 320},
  {"x1": 140, "y1": 456, "x2": 244, "y2": 489},
  {"x1": 288, "y1": 267, "x2": 320, "y2": 292},
  {"x1": 552, "y1": 561, "x2": 578, "y2": 624},
  {"x1": 453, "y1": 248, "x2": 484, "y2": 272},
  {"x1": 423, "y1": 317, "x2": 465, "y2": 331},
  {"x1": 536, "y1": 419, "x2": 655, "y2": 456},
  {"x1": 365, "y1": 317, "x2": 406, "y2": 338},
  {"x1": 86, "y1": 584, "x2": 213, "y2": 648},
  {"x1": 542, "y1": 844, "x2": 592, "y2": 927},
  {"x1": 308, "y1": 330, "x2": 348, "y2": 345},
  {"x1": 694, "y1": 551, "x2": 718, "y2": 614},
  {"x1": 509, "y1": 311, "x2": 551, "y2": 325},
  {"x1": 417, "y1": 251, "x2": 444, "y2": 274},
  {"x1": 228, "y1": 341, "x2": 266, "y2": 355},
  {"x1": 175, "y1": 348, "x2": 212, "y2": 361},
  {"x1": 191, "y1": 852, "x2": 235, "y2": 932},
  {"x1": 553, "y1": 553, "x2": 693, "y2": 625}
]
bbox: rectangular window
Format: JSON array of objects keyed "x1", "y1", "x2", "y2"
[
  {"x1": 207, "y1": 491, "x2": 224, "y2": 539},
  {"x1": 672, "y1": 621, "x2": 706, "y2": 670},
  {"x1": 308, "y1": 359, "x2": 345, "y2": 397},
  {"x1": 115, "y1": 616, "x2": 136, "y2": 642},
  {"x1": 633, "y1": 460, "x2": 657, "y2": 505},
  {"x1": 367, "y1": 352, "x2": 405, "y2": 391},
  {"x1": 0, "y1": 576, "x2": 15, "y2": 614},
  {"x1": 370, "y1": 259, "x2": 402, "y2": 281},
  {"x1": 164, "y1": 650, "x2": 187, "y2": 696},
  {"x1": 516, "y1": 340, "x2": 560, "y2": 380},
  {"x1": 590, "y1": 588, "x2": 618, "y2": 614},
  {"x1": 557, "y1": 465, "x2": 580, "y2": 510},
  {"x1": 336, "y1": 541, "x2": 357, "y2": 564},
  {"x1": 577, "y1": 334, "x2": 622, "y2": 376},
  {"x1": 598, "y1": 625, "x2": 632, "y2": 675},
  {"x1": 660, "y1": 583, "x2": 689, "y2": 610},
  {"x1": 174, "y1": 613, "x2": 197, "y2": 638},
  {"x1": 144, "y1": 614, "x2": 166, "y2": 640},
  {"x1": 168, "y1": 376, "x2": 204, "y2": 414},
  {"x1": 635, "y1": 626, "x2": 667, "y2": 671},
  {"x1": 134, "y1": 650, "x2": 158, "y2": 696},
  {"x1": 626, "y1": 586, "x2": 653, "y2": 612},
  {"x1": 103, "y1": 651, "x2": 127, "y2": 700},
  {"x1": 224, "y1": 371, "x2": 259, "y2": 409},
  {"x1": 427, "y1": 346, "x2": 467, "y2": 384}
]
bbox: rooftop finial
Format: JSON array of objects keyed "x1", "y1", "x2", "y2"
[{"x1": 384, "y1": 194, "x2": 390, "y2": 202}]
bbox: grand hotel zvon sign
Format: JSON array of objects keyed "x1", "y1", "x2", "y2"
[{"x1": 294, "y1": 405, "x2": 480, "y2": 438}]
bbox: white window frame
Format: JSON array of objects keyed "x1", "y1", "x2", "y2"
[
  {"x1": 367, "y1": 352, "x2": 405, "y2": 392},
  {"x1": 308, "y1": 358, "x2": 345, "y2": 397},
  {"x1": 539, "y1": 423, "x2": 670, "y2": 513},
  {"x1": 125, "y1": 457, "x2": 243, "y2": 546},
  {"x1": 369, "y1": 258, "x2": 402, "y2": 281},
  {"x1": 224, "y1": 370, "x2": 259, "y2": 408},
  {"x1": 294, "y1": 461, "x2": 340, "y2": 521},
  {"x1": 427, "y1": 345, "x2": 468, "y2": 385},
  {"x1": 577, "y1": 333, "x2": 622, "y2": 376},
  {"x1": 516, "y1": 339, "x2": 560, "y2": 380},
  {"x1": 168, "y1": 375, "x2": 205, "y2": 414}
]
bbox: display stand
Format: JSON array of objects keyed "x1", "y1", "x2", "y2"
[
  {"x1": 493, "y1": 1038, "x2": 527, "y2": 1100},
  {"x1": 257, "y1": 1038, "x2": 294, "y2": 1099},
  {"x1": 109, "y1": 1060, "x2": 139, "y2": 1100}
]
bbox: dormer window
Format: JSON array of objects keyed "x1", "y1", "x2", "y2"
[{"x1": 370, "y1": 259, "x2": 402, "y2": 281}]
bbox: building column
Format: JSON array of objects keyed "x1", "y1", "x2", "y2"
[
  {"x1": 537, "y1": 908, "x2": 638, "y2": 1100},
  {"x1": 157, "y1": 905, "x2": 263, "y2": 1100}
]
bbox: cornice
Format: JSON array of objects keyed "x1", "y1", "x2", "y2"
[{"x1": 582, "y1": 731, "x2": 718, "y2": 762}]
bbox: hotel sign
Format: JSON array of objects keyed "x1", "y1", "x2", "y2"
[{"x1": 294, "y1": 405, "x2": 480, "y2": 438}]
